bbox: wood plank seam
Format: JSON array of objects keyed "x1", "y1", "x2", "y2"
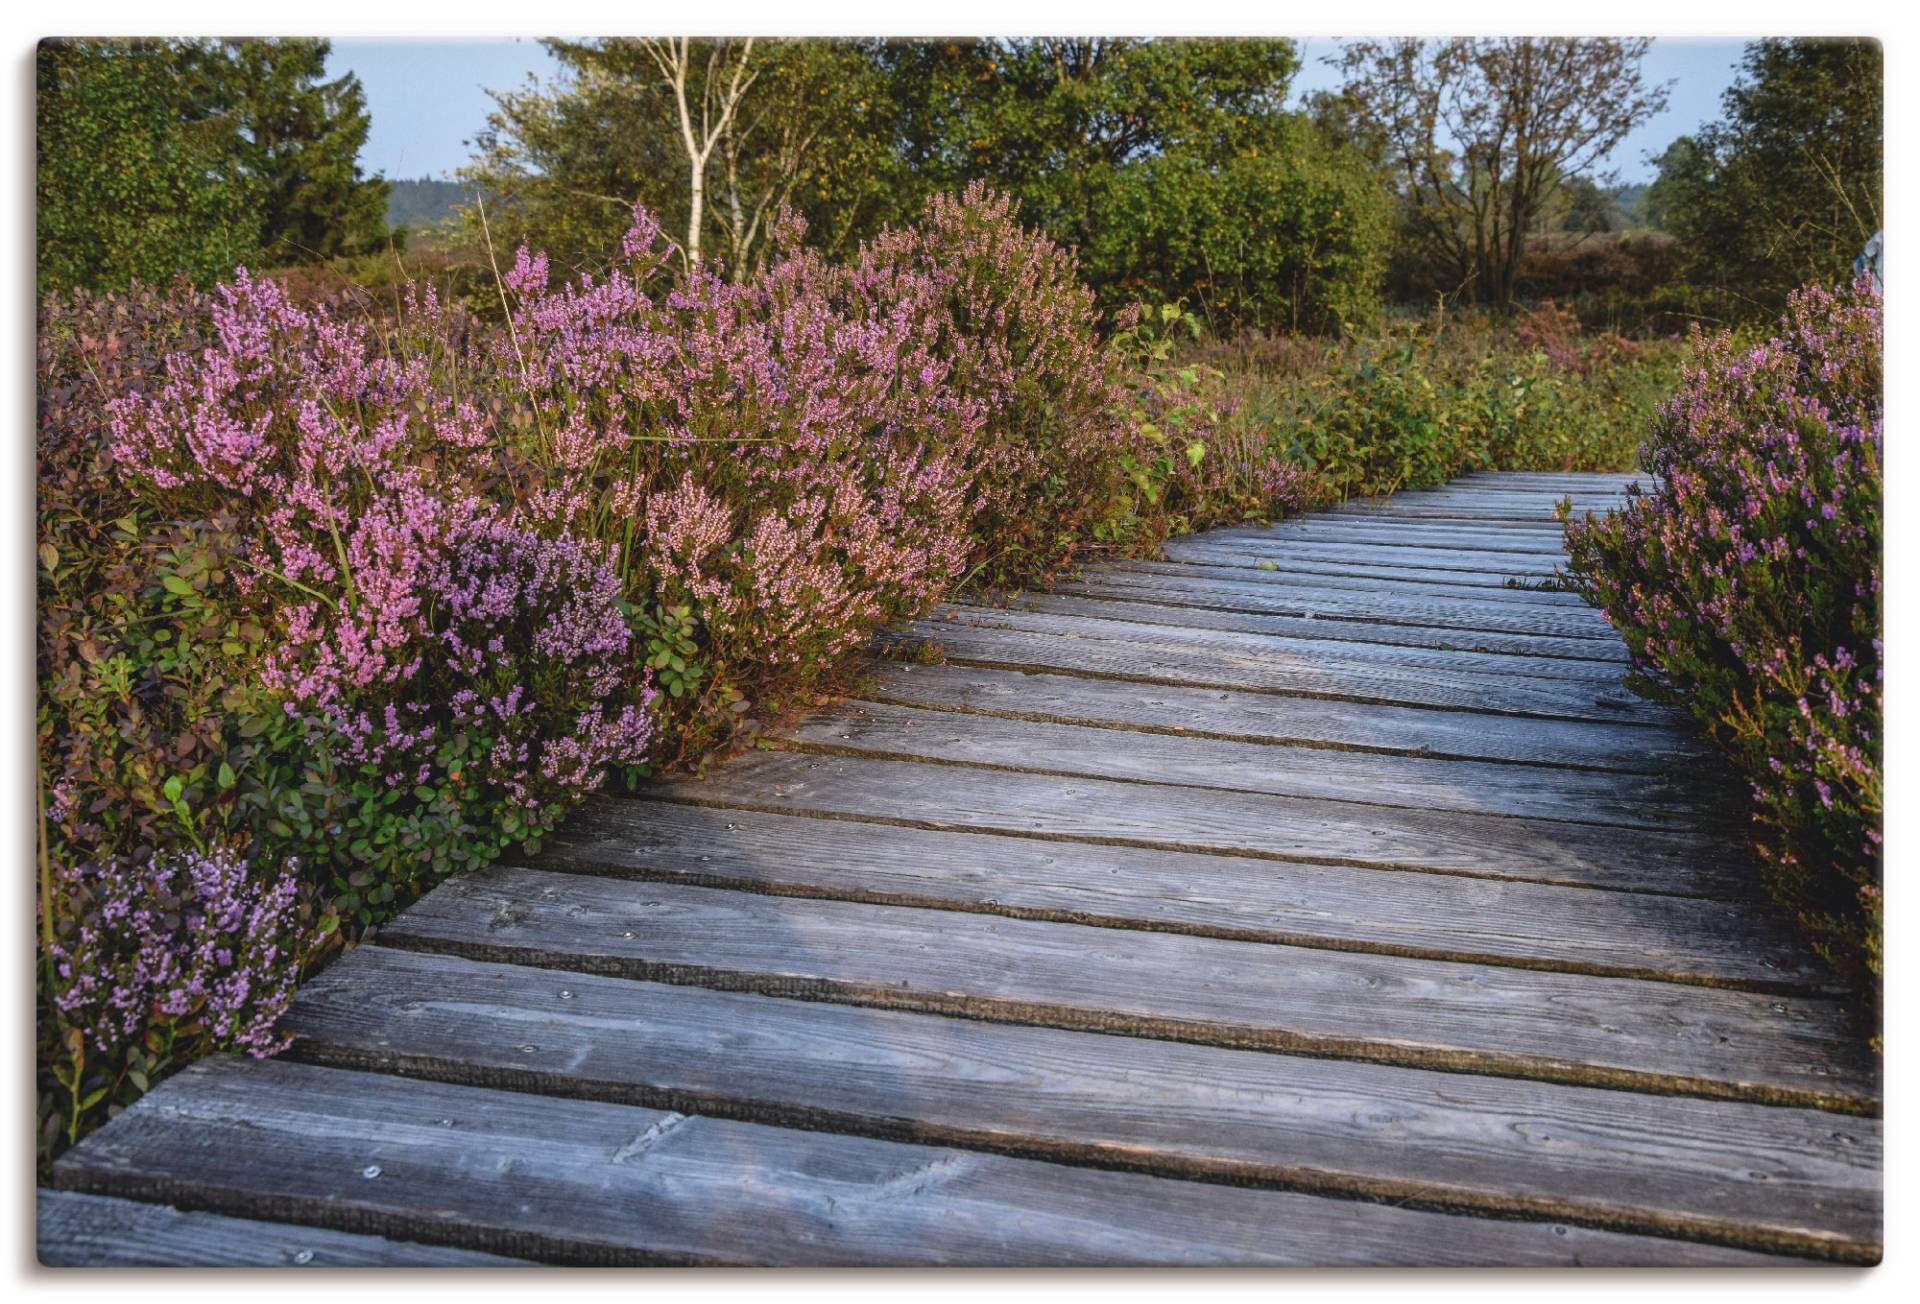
[{"x1": 370, "y1": 927, "x2": 1875, "y2": 1115}]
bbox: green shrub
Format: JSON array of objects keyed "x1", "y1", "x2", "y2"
[
  {"x1": 1096, "y1": 128, "x2": 1388, "y2": 334},
  {"x1": 1175, "y1": 308, "x2": 1686, "y2": 502}
]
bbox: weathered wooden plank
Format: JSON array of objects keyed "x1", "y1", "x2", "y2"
[
  {"x1": 1318, "y1": 511, "x2": 1587, "y2": 528},
  {"x1": 1205, "y1": 522, "x2": 1571, "y2": 556},
  {"x1": 284, "y1": 946, "x2": 1876, "y2": 1262},
  {"x1": 933, "y1": 602, "x2": 1627, "y2": 685},
  {"x1": 1095, "y1": 561, "x2": 1596, "y2": 608},
  {"x1": 900, "y1": 619, "x2": 1665, "y2": 724},
  {"x1": 1162, "y1": 537, "x2": 1565, "y2": 578},
  {"x1": 857, "y1": 661, "x2": 1708, "y2": 772},
  {"x1": 639, "y1": 750, "x2": 1752, "y2": 894},
  {"x1": 1152, "y1": 537, "x2": 1559, "y2": 583},
  {"x1": 1329, "y1": 496, "x2": 1614, "y2": 517},
  {"x1": 379, "y1": 868, "x2": 1877, "y2": 1110},
  {"x1": 36, "y1": 1190, "x2": 531, "y2": 1267},
  {"x1": 539, "y1": 799, "x2": 1832, "y2": 989},
  {"x1": 1149, "y1": 546, "x2": 1586, "y2": 593},
  {"x1": 1273, "y1": 493, "x2": 1597, "y2": 515},
  {"x1": 56, "y1": 1058, "x2": 1781, "y2": 1267},
  {"x1": 1448, "y1": 471, "x2": 1643, "y2": 488},
  {"x1": 1328, "y1": 499, "x2": 1582, "y2": 526},
  {"x1": 1270, "y1": 511, "x2": 1575, "y2": 534},
  {"x1": 1006, "y1": 590, "x2": 1626, "y2": 663},
  {"x1": 1338, "y1": 489, "x2": 1606, "y2": 508},
  {"x1": 776, "y1": 698, "x2": 1718, "y2": 829},
  {"x1": 1050, "y1": 570, "x2": 1620, "y2": 641},
  {"x1": 1223, "y1": 505, "x2": 1577, "y2": 527}
]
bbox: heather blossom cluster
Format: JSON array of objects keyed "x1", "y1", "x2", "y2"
[
  {"x1": 48, "y1": 848, "x2": 306, "y2": 1059},
  {"x1": 1564, "y1": 277, "x2": 1882, "y2": 1000},
  {"x1": 107, "y1": 266, "x2": 655, "y2": 902},
  {"x1": 46, "y1": 186, "x2": 1327, "y2": 1153}
]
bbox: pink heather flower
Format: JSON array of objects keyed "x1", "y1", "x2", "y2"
[{"x1": 48, "y1": 848, "x2": 308, "y2": 1058}]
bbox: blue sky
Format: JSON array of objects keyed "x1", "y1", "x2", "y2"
[{"x1": 327, "y1": 37, "x2": 1752, "y2": 185}]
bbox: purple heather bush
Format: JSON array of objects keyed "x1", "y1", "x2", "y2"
[
  {"x1": 856, "y1": 184, "x2": 1137, "y2": 583},
  {"x1": 107, "y1": 269, "x2": 655, "y2": 913},
  {"x1": 1563, "y1": 278, "x2": 1882, "y2": 1008},
  {"x1": 48, "y1": 848, "x2": 305, "y2": 1058},
  {"x1": 482, "y1": 205, "x2": 981, "y2": 758},
  {"x1": 43, "y1": 847, "x2": 308, "y2": 1148},
  {"x1": 41, "y1": 186, "x2": 1325, "y2": 1161}
]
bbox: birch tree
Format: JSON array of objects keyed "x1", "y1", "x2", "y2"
[{"x1": 635, "y1": 37, "x2": 757, "y2": 269}]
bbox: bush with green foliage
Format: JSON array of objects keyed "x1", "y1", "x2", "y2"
[
  {"x1": 1563, "y1": 280, "x2": 1882, "y2": 1011},
  {"x1": 1095, "y1": 126, "x2": 1387, "y2": 333},
  {"x1": 1182, "y1": 308, "x2": 1685, "y2": 503},
  {"x1": 36, "y1": 37, "x2": 389, "y2": 295},
  {"x1": 1648, "y1": 39, "x2": 1881, "y2": 319}
]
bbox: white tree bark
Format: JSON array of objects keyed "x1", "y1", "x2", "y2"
[{"x1": 638, "y1": 37, "x2": 758, "y2": 270}]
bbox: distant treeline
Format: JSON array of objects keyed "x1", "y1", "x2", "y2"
[
  {"x1": 38, "y1": 37, "x2": 1881, "y2": 330},
  {"x1": 385, "y1": 178, "x2": 475, "y2": 233}
]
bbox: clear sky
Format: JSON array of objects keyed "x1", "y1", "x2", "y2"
[{"x1": 328, "y1": 36, "x2": 1753, "y2": 185}]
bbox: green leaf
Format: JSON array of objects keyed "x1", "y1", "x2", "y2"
[
  {"x1": 217, "y1": 761, "x2": 237, "y2": 790},
  {"x1": 162, "y1": 775, "x2": 184, "y2": 803},
  {"x1": 161, "y1": 575, "x2": 194, "y2": 595}
]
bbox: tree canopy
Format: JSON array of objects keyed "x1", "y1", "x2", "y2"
[
  {"x1": 1648, "y1": 38, "x2": 1882, "y2": 316},
  {"x1": 37, "y1": 38, "x2": 389, "y2": 294},
  {"x1": 1330, "y1": 38, "x2": 1669, "y2": 309},
  {"x1": 461, "y1": 39, "x2": 906, "y2": 278},
  {"x1": 463, "y1": 38, "x2": 1384, "y2": 330}
]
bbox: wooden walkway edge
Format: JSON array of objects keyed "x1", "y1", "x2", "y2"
[{"x1": 40, "y1": 472, "x2": 1881, "y2": 1267}]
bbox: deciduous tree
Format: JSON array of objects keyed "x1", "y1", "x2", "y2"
[
  {"x1": 1332, "y1": 38, "x2": 1669, "y2": 309},
  {"x1": 37, "y1": 38, "x2": 389, "y2": 292},
  {"x1": 1649, "y1": 39, "x2": 1881, "y2": 316},
  {"x1": 462, "y1": 39, "x2": 905, "y2": 278}
]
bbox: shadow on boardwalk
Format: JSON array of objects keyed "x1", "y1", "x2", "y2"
[{"x1": 41, "y1": 472, "x2": 1881, "y2": 1267}]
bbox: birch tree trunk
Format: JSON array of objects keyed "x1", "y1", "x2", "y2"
[{"x1": 638, "y1": 37, "x2": 758, "y2": 271}]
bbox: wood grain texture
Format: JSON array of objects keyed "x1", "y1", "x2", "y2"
[
  {"x1": 378, "y1": 867, "x2": 1877, "y2": 1109},
  {"x1": 1320, "y1": 507, "x2": 1574, "y2": 533},
  {"x1": 282, "y1": 945, "x2": 1878, "y2": 1261},
  {"x1": 1204, "y1": 522, "x2": 1572, "y2": 556},
  {"x1": 1113, "y1": 557, "x2": 1594, "y2": 606},
  {"x1": 36, "y1": 1190, "x2": 531, "y2": 1267},
  {"x1": 856, "y1": 661, "x2": 1698, "y2": 769},
  {"x1": 642, "y1": 749, "x2": 1754, "y2": 894},
  {"x1": 537, "y1": 798, "x2": 1833, "y2": 989},
  {"x1": 52, "y1": 1058, "x2": 1789, "y2": 1267},
  {"x1": 1330, "y1": 502, "x2": 1619, "y2": 524},
  {"x1": 1163, "y1": 536, "x2": 1566, "y2": 577},
  {"x1": 1147, "y1": 547, "x2": 1595, "y2": 592},
  {"x1": 1152, "y1": 537, "x2": 1559, "y2": 583},
  {"x1": 776, "y1": 698, "x2": 1722, "y2": 829},
  {"x1": 1007, "y1": 589, "x2": 1628, "y2": 662},
  {"x1": 1049, "y1": 571, "x2": 1618, "y2": 640},
  {"x1": 897, "y1": 619, "x2": 1666, "y2": 724},
  {"x1": 1449, "y1": 470, "x2": 1643, "y2": 487},
  {"x1": 931, "y1": 601, "x2": 1626, "y2": 684}
]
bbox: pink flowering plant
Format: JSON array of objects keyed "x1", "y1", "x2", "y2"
[
  {"x1": 41, "y1": 186, "x2": 1341, "y2": 1162},
  {"x1": 1563, "y1": 278, "x2": 1882, "y2": 1008},
  {"x1": 106, "y1": 270, "x2": 654, "y2": 920},
  {"x1": 856, "y1": 184, "x2": 1139, "y2": 585},
  {"x1": 475, "y1": 205, "x2": 983, "y2": 760},
  {"x1": 44, "y1": 848, "x2": 308, "y2": 1148}
]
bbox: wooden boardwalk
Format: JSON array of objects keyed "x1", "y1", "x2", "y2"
[{"x1": 42, "y1": 472, "x2": 1881, "y2": 1267}]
